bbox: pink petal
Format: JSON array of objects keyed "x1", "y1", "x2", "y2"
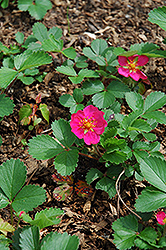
[
  {"x1": 156, "y1": 211, "x2": 166, "y2": 225},
  {"x1": 118, "y1": 56, "x2": 128, "y2": 66},
  {"x1": 129, "y1": 70, "x2": 147, "y2": 81},
  {"x1": 137, "y1": 55, "x2": 149, "y2": 66},
  {"x1": 118, "y1": 67, "x2": 130, "y2": 77},
  {"x1": 84, "y1": 131, "x2": 100, "y2": 145},
  {"x1": 128, "y1": 55, "x2": 138, "y2": 62},
  {"x1": 84, "y1": 105, "x2": 98, "y2": 117},
  {"x1": 71, "y1": 127, "x2": 84, "y2": 139}
]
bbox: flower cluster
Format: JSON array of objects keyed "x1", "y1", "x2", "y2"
[
  {"x1": 156, "y1": 211, "x2": 166, "y2": 225},
  {"x1": 118, "y1": 54, "x2": 149, "y2": 81},
  {"x1": 70, "y1": 105, "x2": 107, "y2": 145}
]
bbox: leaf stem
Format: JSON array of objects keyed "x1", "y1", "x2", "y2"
[
  {"x1": 10, "y1": 203, "x2": 14, "y2": 226},
  {"x1": 78, "y1": 152, "x2": 99, "y2": 160}
]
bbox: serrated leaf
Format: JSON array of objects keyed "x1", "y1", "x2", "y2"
[
  {"x1": 140, "y1": 156, "x2": 166, "y2": 192},
  {"x1": 112, "y1": 214, "x2": 138, "y2": 250},
  {"x1": 41, "y1": 231, "x2": 79, "y2": 250},
  {"x1": 138, "y1": 227, "x2": 157, "y2": 245},
  {"x1": 103, "y1": 151, "x2": 128, "y2": 164},
  {"x1": 148, "y1": 6, "x2": 166, "y2": 31},
  {"x1": 83, "y1": 47, "x2": 97, "y2": 61},
  {"x1": 121, "y1": 110, "x2": 143, "y2": 130},
  {"x1": 86, "y1": 168, "x2": 103, "y2": 185},
  {"x1": 48, "y1": 26, "x2": 62, "y2": 40},
  {"x1": 17, "y1": 0, "x2": 32, "y2": 11},
  {"x1": 18, "y1": 75, "x2": 35, "y2": 85},
  {"x1": 82, "y1": 79, "x2": 104, "y2": 95},
  {"x1": 73, "y1": 88, "x2": 83, "y2": 103},
  {"x1": 54, "y1": 149, "x2": 79, "y2": 176},
  {"x1": 51, "y1": 119, "x2": 76, "y2": 148},
  {"x1": 125, "y1": 92, "x2": 144, "y2": 112},
  {"x1": 102, "y1": 137, "x2": 126, "y2": 153},
  {"x1": 62, "y1": 47, "x2": 77, "y2": 59},
  {"x1": 0, "y1": 188, "x2": 9, "y2": 209},
  {"x1": 107, "y1": 81, "x2": 130, "y2": 98},
  {"x1": 68, "y1": 75, "x2": 84, "y2": 84},
  {"x1": 142, "y1": 111, "x2": 166, "y2": 124},
  {"x1": 70, "y1": 103, "x2": 84, "y2": 114},
  {"x1": 0, "y1": 159, "x2": 26, "y2": 200},
  {"x1": 19, "y1": 51, "x2": 52, "y2": 71},
  {"x1": 32, "y1": 22, "x2": 49, "y2": 42},
  {"x1": 78, "y1": 68, "x2": 99, "y2": 78},
  {"x1": 12, "y1": 184, "x2": 46, "y2": 212},
  {"x1": 135, "y1": 186, "x2": 166, "y2": 212},
  {"x1": 0, "y1": 94, "x2": 14, "y2": 117},
  {"x1": 39, "y1": 103, "x2": 49, "y2": 123},
  {"x1": 91, "y1": 39, "x2": 108, "y2": 55},
  {"x1": 56, "y1": 66, "x2": 76, "y2": 76},
  {"x1": 96, "y1": 177, "x2": 116, "y2": 199},
  {"x1": 143, "y1": 132, "x2": 156, "y2": 141},
  {"x1": 0, "y1": 218, "x2": 15, "y2": 236},
  {"x1": 23, "y1": 207, "x2": 63, "y2": 229},
  {"x1": 15, "y1": 32, "x2": 24, "y2": 44},
  {"x1": 129, "y1": 119, "x2": 151, "y2": 132},
  {"x1": 0, "y1": 67, "x2": 18, "y2": 89},
  {"x1": 59, "y1": 94, "x2": 75, "y2": 107},
  {"x1": 92, "y1": 91, "x2": 115, "y2": 108},
  {"x1": 144, "y1": 91, "x2": 166, "y2": 113},
  {"x1": 42, "y1": 37, "x2": 63, "y2": 52},
  {"x1": 28, "y1": 134, "x2": 64, "y2": 160},
  {"x1": 19, "y1": 226, "x2": 40, "y2": 250}
]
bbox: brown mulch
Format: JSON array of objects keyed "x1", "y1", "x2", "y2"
[{"x1": 0, "y1": 0, "x2": 166, "y2": 249}]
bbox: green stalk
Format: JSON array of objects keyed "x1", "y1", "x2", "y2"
[{"x1": 10, "y1": 203, "x2": 13, "y2": 226}]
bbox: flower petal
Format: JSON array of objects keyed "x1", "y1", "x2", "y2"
[
  {"x1": 118, "y1": 56, "x2": 128, "y2": 66},
  {"x1": 84, "y1": 131, "x2": 100, "y2": 145},
  {"x1": 156, "y1": 211, "x2": 166, "y2": 225},
  {"x1": 118, "y1": 67, "x2": 130, "y2": 77},
  {"x1": 137, "y1": 55, "x2": 149, "y2": 66}
]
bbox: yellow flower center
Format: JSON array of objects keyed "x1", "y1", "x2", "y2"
[
  {"x1": 79, "y1": 117, "x2": 97, "y2": 134},
  {"x1": 163, "y1": 218, "x2": 166, "y2": 224}
]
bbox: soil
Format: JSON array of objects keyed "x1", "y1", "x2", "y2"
[{"x1": 0, "y1": 0, "x2": 166, "y2": 249}]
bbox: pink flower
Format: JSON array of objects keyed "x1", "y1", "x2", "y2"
[
  {"x1": 70, "y1": 105, "x2": 107, "y2": 145},
  {"x1": 118, "y1": 54, "x2": 149, "y2": 81},
  {"x1": 156, "y1": 211, "x2": 166, "y2": 225}
]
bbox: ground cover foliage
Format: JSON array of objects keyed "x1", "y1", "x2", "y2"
[{"x1": 0, "y1": 1, "x2": 166, "y2": 249}]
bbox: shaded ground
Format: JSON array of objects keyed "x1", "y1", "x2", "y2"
[{"x1": 0, "y1": 0, "x2": 166, "y2": 249}]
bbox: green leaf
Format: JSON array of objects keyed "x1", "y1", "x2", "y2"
[
  {"x1": 19, "y1": 51, "x2": 52, "y2": 71},
  {"x1": 92, "y1": 91, "x2": 115, "y2": 108},
  {"x1": 12, "y1": 184, "x2": 46, "y2": 212},
  {"x1": 148, "y1": 6, "x2": 166, "y2": 31},
  {"x1": 23, "y1": 207, "x2": 63, "y2": 229},
  {"x1": 129, "y1": 119, "x2": 151, "y2": 132},
  {"x1": 135, "y1": 186, "x2": 166, "y2": 212},
  {"x1": 0, "y1": 188, "x2": 9, "y2": 209},
  {"x1": 0, "y1": 67, "x2": 18, "y2": 89},
  {"x1": 96, "y1": 177, "x2": 116, "y2": 199},
  {"x1": 17, "y1": 0, "x2": 32, "y2": 11},
  {"x1": 144, "y1": 91, "x2": 166, "y2": 113},
  {"x1": 102, "y1": 138, "x2": 126, "y2": 153},
  {"x1": 142, "y1": 132, "x2": 156, "y2": 141},
  {"x1": 51, "y1": 119, "x2": 76, "y2": 148},
  {"x1": 54, "y1": 149, "x2": 79, "y2": 176},
  {"x1": 91, "y1": 39, "x2": 108, "y2": 55},
  {"x1": 125, "y1": 92, "x2": 144, "y2": 112},
  {"x1": 121, "y1": 110, "x2": 143, "y2": 130},
  {"x1": 138, "y1": 227, "x2": 157, "y2": 245},
  {"x1": 15, "y1": 32, "x2": 24, "y2": 44},
  {"x1": 82, "y1": 79, "x2": 104, "y2": 95},
  {"x1": 112, "y1": 214, "x2": 138, "y2": 250},
  {"x1": 32, "y1": 22, "x2": 49, "y2": 42},
  {"x1": 18, "y1": 75, "x2": 35, "y2": 85},
  {"x1": 0, "y1": 159, "x2": 26, "y2": 200},
  {"x1": 0, "y1": 235, "x2": 11, "y2": 250},
  {"x1": 103, "y1": 151, "x2": 128, "y2": 164},
  {"x1": 41, "y1": 231, "x2": 79, "y2": 250},
  {"x1": 0, "y1": 218, "x2": 15, "y2": 236},
  {"x1": 39, "y1": 103, "x2": 49, "y2": 123},
  {"x1": 59, "y1": 94, "x2": 75, "y2": 107},
  {"x1": 142, "y1": 111, "x2": 166, "y2": 124},
  {"x1": 28, "y1": 134, "x2": 64, "y2": 160},
  {"x1": 107, "y1": 81, "x2": 130, "y2": 98},
  {"x1": 0, "y1": 0, "x2": 9, "y2": 8},
  {"x1": 140, "y1": 156, "x2": 166, "y2": 192},
  {"x1": 48, "y1": 26, "x2": 62, "y2": 40},
  {"x1": 42, "y1": 36, "x2": 63, "y2": 52},
  {"x1": 56, "y1": 66, "x2": 76, "y2": 76},
  {"x1": 0, "y1": 94, "x2": 14, "y2": 117},
  {"x1": 70, "y1": 103, "x2": 84, "y2": 114},
  {"x1": 73, "y1": 88, "x2": 83, "y2": 103},
  {"x1": 62, "y1": 47, "x2": 77, "y2": 59},
  {"x1": 86, "y1": 168, "x2": 103, "y2": 185},
  {"x1": 19, "y1": 226, "x2": 40, "y2": 250}
]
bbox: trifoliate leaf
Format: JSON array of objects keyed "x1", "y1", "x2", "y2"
[
  {"x1": 0, "y1": 67, "x2": 18, "y2": 89},
  {"x1": 0, "y1": 159, "x2": 26, "y2": 201},
  {"x1": 54, "y1": 149, "x2": 79, "y2": 176},
  {"x1": 0, "y1": 94, "x2": 14, "y2": 117},
  {"x1": 28, "y1": 134, "x2": 64, "y2": 160},
  {"x1": 12, "y1": 184, "x2": 46, "y2": 213},
  {"x1": 51, "y1": 119, "x2": 76, "y2": 148},
  {"x1": 135, "y1": 186, "x2": 166, "y2": 212},
  {"x1": 0, "y1": 218, "x2": 15, "y2": 236}
]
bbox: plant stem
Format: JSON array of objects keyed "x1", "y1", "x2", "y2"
[
  {"x1": 10, "y1": 203, "x2": 14, "y2": 226},
  {"x1": 78, "y1": 152, "x2": 99, "y2": 160}
]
